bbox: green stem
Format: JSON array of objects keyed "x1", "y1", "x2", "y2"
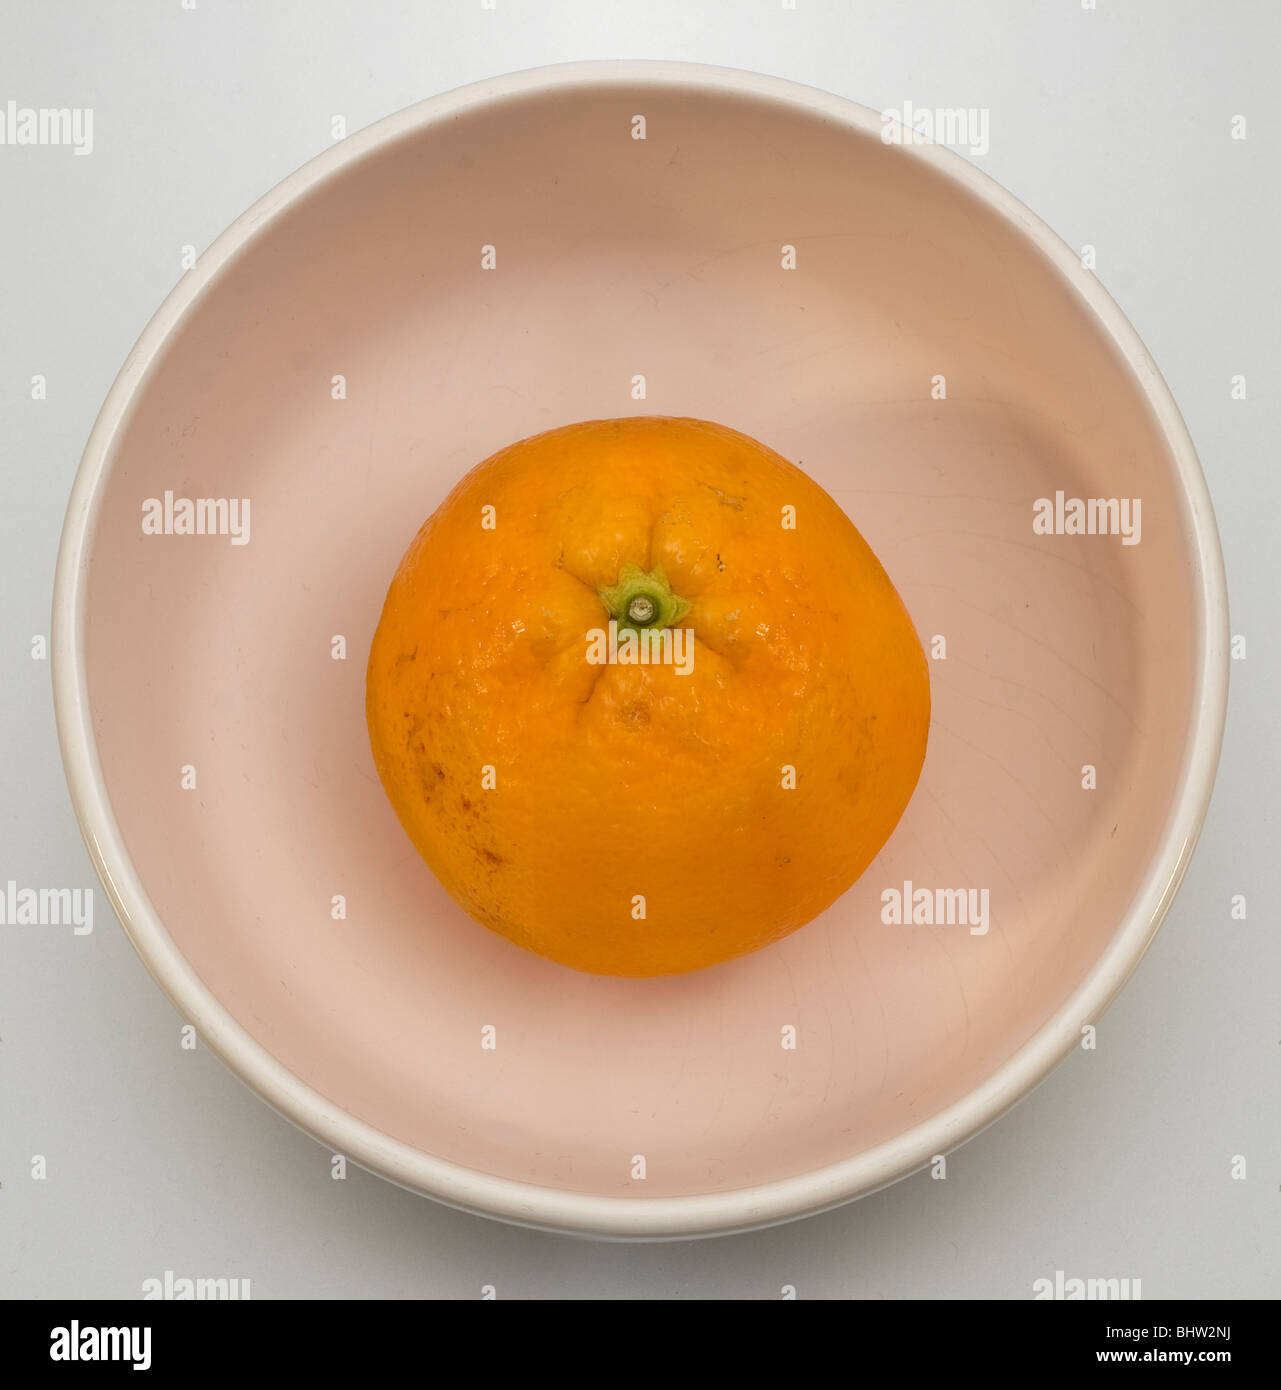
[{"x1": 598, "y1": 563, "x2": 692, "y2": 633}]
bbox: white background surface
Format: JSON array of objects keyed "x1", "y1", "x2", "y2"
[{"x1": 2, "y1": 0, "x2": 1276, "y2": 1298}]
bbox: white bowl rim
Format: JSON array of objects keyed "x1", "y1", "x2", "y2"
[{"x1": 51, "y1": 59, "x2": 1230, "y2": 1240}]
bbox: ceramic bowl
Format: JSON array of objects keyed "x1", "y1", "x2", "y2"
[{"x1": 53, "y1": 62, "x2": 1228, "y2": 1238}]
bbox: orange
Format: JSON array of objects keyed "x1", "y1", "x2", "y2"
[{"x1": 366, "y1": 417, "x2": 930, "y2": 976}]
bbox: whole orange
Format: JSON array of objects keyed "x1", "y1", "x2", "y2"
[{"x1": 366, "y1": 417, "x2": 930, "y2": 976}]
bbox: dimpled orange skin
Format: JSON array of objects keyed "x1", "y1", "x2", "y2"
[{"x1": 366, "y1": 417, "x2": 930, "y2": 977}]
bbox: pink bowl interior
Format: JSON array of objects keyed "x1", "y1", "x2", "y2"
[{"x1": 83, "y1": 81, "x2": 1199, "y2": 1200}]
